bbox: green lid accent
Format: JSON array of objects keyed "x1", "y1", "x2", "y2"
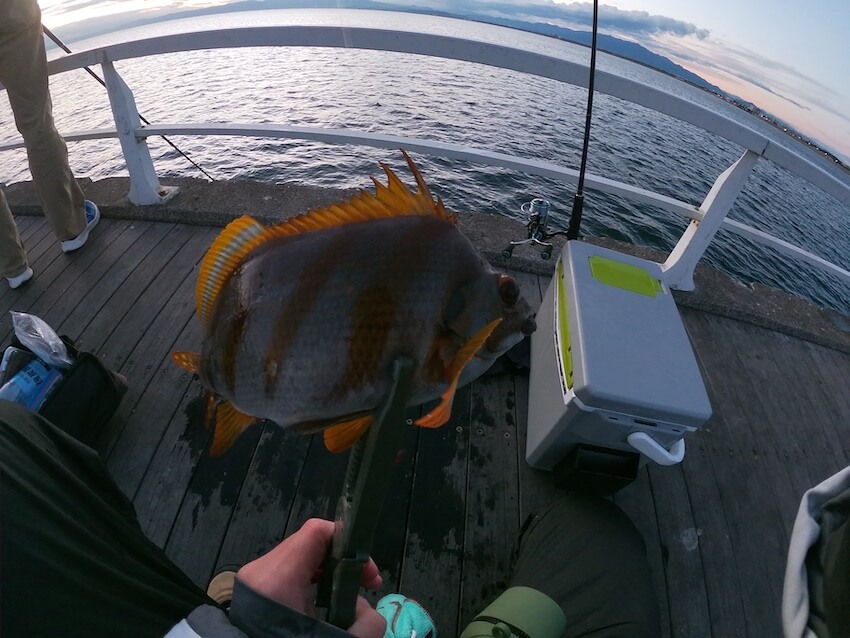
[
  {"x1": 588, "y1": 256, "x2": 662, "y2": 297},
  {"x1": 556, "y1": 260, "x2": 573, "y2": 390}
]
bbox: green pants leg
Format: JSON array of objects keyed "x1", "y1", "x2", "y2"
[
  {"x1": 0, "y1": 400, "x2": 214, "y2": 638},
  {"x1": 511, "y1": 492, "x2": 661, "y2": 638}
]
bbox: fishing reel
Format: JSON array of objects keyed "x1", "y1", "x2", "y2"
[{"x1": 502, "y1": 198, "x2": 567, "y2": 260}]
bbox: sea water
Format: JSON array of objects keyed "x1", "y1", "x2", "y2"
[{"x1": 0, "y1": 9, "x2": 848, "y2": 312}]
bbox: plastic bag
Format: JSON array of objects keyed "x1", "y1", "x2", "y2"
[{"x1": 10, "y1": 311, "x2": 74, "y2": 369}]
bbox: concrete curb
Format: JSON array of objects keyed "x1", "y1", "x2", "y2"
[{"x1": 6, "y1": 176, "x2": 849, "y2": 354}]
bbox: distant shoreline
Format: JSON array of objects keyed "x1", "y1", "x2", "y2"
[{"x1": 47, "y1": 3, "x2": 848, "y2": 173}]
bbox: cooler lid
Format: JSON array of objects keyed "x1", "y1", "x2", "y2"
[{"x1": 553, "y1": 241, "x2": 712, "y2": 426}]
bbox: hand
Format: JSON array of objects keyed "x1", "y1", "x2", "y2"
[{"x1": 237, "y1": 518, "x2": 386, "y2": 638}]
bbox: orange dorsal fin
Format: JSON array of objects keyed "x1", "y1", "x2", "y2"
[
  {"x1": 172, "y1": 351, "x2": 201, "y2": 373},
  {"x1": 196, "y1": 151, "x2": 453, "y2": 327},
  {"x1": 196, "y1": 216, "x2": 289, "y2": 328},
  {"x1": 416, "y1": 318, "x2": 502, "y2": 429},
  {"x1": 323, "y1": 415, "x2": 375, "y2": 453},
  {"x1": 209, "y1": 400, "x2": 258, "y2": 456},
  {"x1": 269, "y1": 150, "x2": 455, "y2": 239}
]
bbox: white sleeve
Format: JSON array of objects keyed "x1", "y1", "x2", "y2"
[{"x1": 782, "y1": 465, "x2": 850, "y2": 637}]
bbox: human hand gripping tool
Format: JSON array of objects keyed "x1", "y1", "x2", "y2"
[{"x1": 316, "y1": 357, "x2": 414, "y2": 628}]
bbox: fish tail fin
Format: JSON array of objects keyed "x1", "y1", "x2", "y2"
[
  {"x1": 172, "y1": 351, "x2": 201, "y2": 373},
  {"x1": 196, "y1": 216, "x2": 286, "y2": 328},
  {"x1": 209, "y1": 400, "x2": 258, "y2": 456},
  {"x1": 416, "y1": 318, "x2": 502, "y2": 429}
]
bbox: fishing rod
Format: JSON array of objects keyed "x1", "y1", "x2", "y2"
[
  {"x1": 502, "y1": 0, "x2": 599, "y2": 259},
  {"x1": 566, "y1": 0, "x2": 599, "y2": 240},
  {"x1": 42, "y1": 25, "x2": 216, "y2": 182}
]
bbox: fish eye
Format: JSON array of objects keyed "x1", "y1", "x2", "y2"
[{"x1": 498, "y1": 274, "x2": 519, "y2": 306}]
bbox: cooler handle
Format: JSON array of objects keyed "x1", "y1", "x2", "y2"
[{"x1": 627, "y1": 432, "x2": 685, "y2": 466}]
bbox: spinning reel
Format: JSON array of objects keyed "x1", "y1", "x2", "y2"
[{"x1": 502, "y1": 198, "x2": 567, "y2": 260}]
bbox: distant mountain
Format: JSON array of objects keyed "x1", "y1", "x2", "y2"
[{"x1": 487, "y1": 17, "x2": 726, "y2": 94}]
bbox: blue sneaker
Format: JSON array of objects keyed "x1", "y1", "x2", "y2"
[{"x1": 61, "y1": 200, "x2": 100, "y2": 253}]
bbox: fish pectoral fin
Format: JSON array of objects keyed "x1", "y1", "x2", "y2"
[
  {"x1": 416, "y1": 318, "x2": 503, "y2": 429},
  {"x1": 323, "y1": 415, "x2": 375, "y2": 453},
  {"x1": 210, "y1": 401, "x2": 258, "y2": 456},
  {"x1": 172, "y1": 351, "x2": 201, "y2": 373}
]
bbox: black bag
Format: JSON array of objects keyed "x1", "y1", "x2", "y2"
[{"x1": 11, "y1": 335, "x2": 127, "y2": 446}]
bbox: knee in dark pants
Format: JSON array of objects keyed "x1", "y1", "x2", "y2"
[{"x1": 511, "y1": 492, "x2": 661, "y2": 638}]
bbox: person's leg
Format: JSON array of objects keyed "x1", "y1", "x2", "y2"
[
  {"x1": 0, "y1": 401, "x2": 214, "y2": 638},
  {"x1": 511, "y1": 492, "x2": 661, "y2": 638},
  {"x1": 0, "y1": 189, "x2": 29, "y2": 278},
  {"x1": 0, "y1": 22, "x2": 86, "y2": 241}
]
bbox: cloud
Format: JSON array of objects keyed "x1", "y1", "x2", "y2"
[
  {"x1": 443, "y1": 0, "x2": 710, "y2": 39},
  {"x1": 652, "y1": 35, "x2": 848, "y2": 122}
]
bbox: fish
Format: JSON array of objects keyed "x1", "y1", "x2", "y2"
[{"x1": 172, "y1": 150, "x2": 537, "y2": 455}]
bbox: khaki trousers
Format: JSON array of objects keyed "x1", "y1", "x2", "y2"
[{"x1": 0, "y1": 20, "x2": 86, "y2": 278}]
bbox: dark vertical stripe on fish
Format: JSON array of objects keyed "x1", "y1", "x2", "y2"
[
  {"x1": 223, "y1": 302, "x2": 249, "y2": 393},
  {"x1": 263, "y1": 232, "x2": 350, "y2": 397},
  {"x1": 330, "y1": 219, "x2": 443, "y2": 400}
]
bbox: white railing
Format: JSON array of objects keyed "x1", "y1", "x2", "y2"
[{"x1": 1, "y1": 23, "x2": 849, "y2": 291}]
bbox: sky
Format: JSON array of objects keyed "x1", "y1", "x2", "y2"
[{"x1": 33, "y1": 0, "x2": 850, "y2": 163}]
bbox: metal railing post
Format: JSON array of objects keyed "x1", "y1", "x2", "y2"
[
  {"x1": 661, "y1": 149, "x2": 760, "y2": 290},
  {"x1": 101, "y1": 61, "x2": 179, "y2": 205}
]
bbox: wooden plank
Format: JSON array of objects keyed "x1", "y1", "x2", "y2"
[
  {"x1": 131, "y1": 381, "x2": 212, "y2": 546},
  {"x1": 0, "y1": 219, "x2": 130, "y2": 335},
  {"x1": 782, "y1": 337, "x2": 850, "y2": 465},
  {"x1": 0, "y1": 219, "x2": 139, "y2": 344},
  {"x1": 681, "y1": 310, "x2": 791, "y2": 634},
  {"x1": 802, "y1": 344, "x2": 850, "y2": 461},
  {"x1": 758, "y1": 331, "x2": 847, "y2": 479},
  {"x1": 677, "y1": 419, "x2": 747, "y2": 637},
  {"x1": 164, "y1": 419, "x2": 265, "y2": 587},
  {"x1": 721, "y1": 318, "x2": 839, "y2": 490},
  {"x1": 400, "y1": 385, "x2": 471, "y2": 636},
  {"x1": 509, "y1": 271, "x2": 560, "y2": 523},
  {"x1": 100, "y1": 255, "x2": 201, "y2": 468},
  {"x1": 459, "y1": 374, "x2": 520, "y2": 629},
  {"x1": 43, "y1": 223, "x2": 174, "y2": 350},
  {"x1": 361, "y1": 409, "x2": 421, "y2": 605},
  {"x1": 282, "y1": 435, "x2": 350, "y2": 536},
  {"x1": 645, "y1": 462, "x2": 711, "y2": 637},
  {"x1": 215, "y1": 424, "x2": 313, "y2": 572},
  {"x1": 513, "y1": 373, "x2": 560, "y2": 523},
  {"x1": 109, "y1": 311, "x2": 201, "y2": 500},
  {"x1": 74, "y1": 223, "x2": 205, "y2": 357},
  {"x1": 57, "y1": 222, "x2": 188, "y2": 341}
]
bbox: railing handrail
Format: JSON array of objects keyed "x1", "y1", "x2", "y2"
[
  {"x1": 41, "y1": 25, "x2": 850, "y2": 207},
  {"x1": 1, "y1": 20, "x2": 848, "y2": 289}
]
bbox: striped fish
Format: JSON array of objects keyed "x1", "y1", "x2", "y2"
[{"x1": 173, "y1": 151, "x2": 536, "y2": 455}]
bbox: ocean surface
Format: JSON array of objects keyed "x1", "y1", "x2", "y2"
[{"x1": 1, "y1": 9, "x2": 849, "y2": 313}]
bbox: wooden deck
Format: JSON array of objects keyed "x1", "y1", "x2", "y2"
[{"x1": 3, "y1": 215, "x2": 849, "y2": 636}]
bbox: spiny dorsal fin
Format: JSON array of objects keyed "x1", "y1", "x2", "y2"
[
  {"x1": 270, "y1": 149, "x2": 456, "y2": 238},
  {"x1": 196, "y1": 216, "x2": 280, "y2": 328},
  {"x1": 195, "y1": 151, "x2": 453, "y2": 327}
]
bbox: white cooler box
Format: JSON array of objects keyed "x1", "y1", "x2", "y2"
[{"x1": 526, "y1": 241, "x2": 712, "y2": 470}]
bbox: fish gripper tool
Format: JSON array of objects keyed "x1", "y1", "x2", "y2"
[{"x1": 317, "y1": 357, "x2": 414, "y2": 628}]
